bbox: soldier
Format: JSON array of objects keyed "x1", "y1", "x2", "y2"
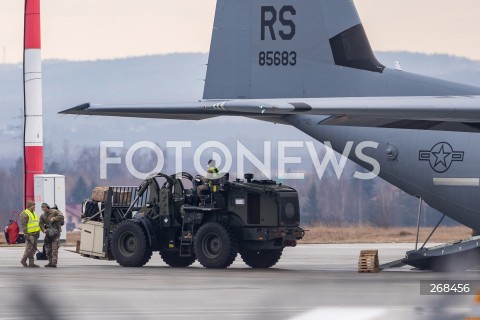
[
  {"x1": 206, "y1": 159, "x2": 220, "y2": 178},
  {"x1": 39, "y1": 203, "x2": 64, "y2": 268},
  {"x1": 20, "y1": 200, "x2": 41, "y2": 268},
  {"x1": 197, "y1": 159, "x2": 220, "y2": 197}
]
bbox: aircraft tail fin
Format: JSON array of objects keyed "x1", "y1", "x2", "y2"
[{"x1": 203, "y1": 0, "x2": 385, "y2": 100}]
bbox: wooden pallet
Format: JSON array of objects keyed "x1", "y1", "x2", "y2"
[
  {"x1": 80, "y1": 252, "x2": 104, "y2": 260},
  {"x1": 358, "y1": 250, "x2": 379, "y2": 273}
]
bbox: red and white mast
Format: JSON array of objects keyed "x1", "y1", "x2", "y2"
[{"x1": 23, "y1": 0, "x2": 43, "y2": 203}]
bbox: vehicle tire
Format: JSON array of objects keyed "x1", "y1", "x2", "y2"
[
  {"x1": 111, "y1": 220, "x2": 152, "y2": 267},
  {"x1": 159, "y1": 250, "x2": 196, "y2": 267},
  {"x1": 194, "y1": 222, "x2": 238, "y2": 268},
  {"x1": 240, "y1": 248, "x2": 283, "y2": 268}
]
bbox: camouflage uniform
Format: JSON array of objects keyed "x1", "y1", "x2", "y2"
[
  {"x1": 39, "y1": 208, "x2": 64, "y2": 267},
  {"x1": 197, "y1": 166, "x2": 220, "y2": 197},
  {"x1": 20, "y1": 209, "x2": 40, "y2": 267}
]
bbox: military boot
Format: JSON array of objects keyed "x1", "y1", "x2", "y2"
[
  {"x1": 20, "y1": 258, "x2": 28, "y2": 268},
  {"x1": 29, "y1": 260, "x2": 40, "y2": 268},
  {"x1": 44, "y1": 262, "x2": 53, "y2": 267}
]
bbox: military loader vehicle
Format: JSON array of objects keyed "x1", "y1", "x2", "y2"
[{"x1": 80, "y1": 172, "x2": 304, "y2": 269}]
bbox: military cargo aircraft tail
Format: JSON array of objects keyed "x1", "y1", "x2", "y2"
[{"x1": 204, "y1": 0, "x2": 479, "y2": 100}]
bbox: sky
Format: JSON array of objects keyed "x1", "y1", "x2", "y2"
[{"x1": 1, "y1": 0, "x2": 480, "y2": 63}]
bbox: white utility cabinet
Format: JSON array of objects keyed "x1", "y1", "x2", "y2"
[
  {"x1": 34, "y1": 174, "x2": 67, "y2": 241},
  {"x1": 79, "y1": 221, "x2": 105, "y2": 257}
]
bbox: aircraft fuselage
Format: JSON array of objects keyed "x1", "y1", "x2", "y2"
[{"x1": 288, "y1": 115, "x2": 480, "y2": 230}]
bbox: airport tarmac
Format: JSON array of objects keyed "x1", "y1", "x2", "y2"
[{"x1": 0, "y1": 244, "x2": 478, "y2": 320}]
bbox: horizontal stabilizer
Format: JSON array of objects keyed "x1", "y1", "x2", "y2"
[{"x1": 60, "y1": 95, "x2": 480, "y2": 126}]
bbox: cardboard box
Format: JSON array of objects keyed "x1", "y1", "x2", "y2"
[{"x1": 91, "y1": 187, "x2": 109, "y2": 202}]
